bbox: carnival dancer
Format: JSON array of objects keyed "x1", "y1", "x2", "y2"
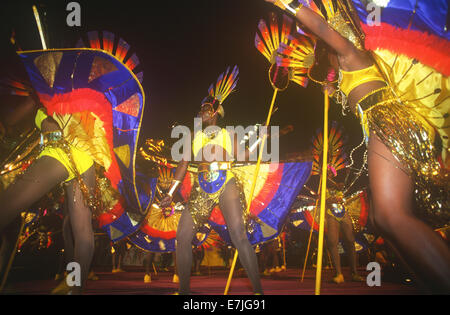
[
  {"x1": 0, "y1": 31, "x2": 146, "y2": 294},
  {"x1": 0, "y1": 26, "x2": 39, "y2": 288},
  {"x1": 263, "y1": 0, "x2": 450, "y2": 292},
  {"x1": 112, "y1": 239, "x2": 127, "y2": 274},
  {"x1": 310, "y1": 120, "x2": 365, "y2": 283},
  {"x1": 0, "y1": 98, "x2": 97, "y2": 295},
  {"x1": 160, "y1": 66, "x2": 263, "y2": 295},
  {"x1": 261, "y1": 236, "x2": 283, "y2": 275},
  {"x1": 324, "y1": 168, "x2": 364, "y2": 283}
]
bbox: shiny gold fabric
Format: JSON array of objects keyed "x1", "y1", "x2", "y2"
[
  {"x1": 33, "y1": 52, "x2": 63, "y2": 89},
  {"x1": 145, "y1": 203, "x2": 182, "y2": 234},
  {"x1": 358, "y1": 88, "x2": 449, "y2": 228},
  {"x1": 328, "y1": 9, "x2": 363, "y2": 50},
  {"x1": 372, "y1": 48, "x2": 450, "y2": 165},
  {"x1": 344, "y1": 190, "x2": 366, "y2": 234},
  {"x1": 95, "y1": 174, "x2": 121, "y2": 217},
  {"x1": 187, "y1": 172, "x2": 246, "y2": 231},
  {"x1": 325, "y1": 188, "x2": 345, "y2": 221}
]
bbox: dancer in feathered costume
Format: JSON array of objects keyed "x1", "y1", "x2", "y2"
[
  {"x1": 312, "y1": 122, "x2": 364, "y2": 283},
  {"x1": 262, "y1": 0, "x2": 450, "y2": 292},
  {"x1": 158, "y1": 60, "x2": 313, "y2": 294},
  {"x1": 0, "y1": 31, "x2": 39, "y2": 291},
  {"x1": 159, "y1": 66, "x2": 264, "y2": 295},
  {"x1": 0, "y1": 31, "x2": 147, "y2": 293}
]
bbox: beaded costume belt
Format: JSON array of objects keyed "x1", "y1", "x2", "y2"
[
  {"x1": 39, "y1": 130, "x2": 64, "y2": 147},
  {"x1": 356, "y1": 86, "x2": 392, "y2": 115},
  {"x1": 198, "y1": 161, "x2": 234, "y2": 173}
]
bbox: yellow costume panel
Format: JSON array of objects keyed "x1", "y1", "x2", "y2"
[
  {"x1": 35, "y1": 108, "x2": 94, "y2": 182},
  {"x1": 337, "y1": 53, "x2": 449, "y2": 227}
]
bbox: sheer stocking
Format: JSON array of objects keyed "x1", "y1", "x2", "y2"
[{"x1": 176, "y1": 178, "x2": 263, "y2": 294}]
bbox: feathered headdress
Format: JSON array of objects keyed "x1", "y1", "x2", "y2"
[{"x1": 201, "y1": 65, "x2": 239, "y2": 118}]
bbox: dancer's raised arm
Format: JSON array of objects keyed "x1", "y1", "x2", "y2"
[{"x1": 264, "y1": 0, "x2": 367, "y2": 69}]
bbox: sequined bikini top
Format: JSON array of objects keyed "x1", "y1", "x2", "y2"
[{"x1": 192, "y1": 128, "x2": 233, "y2": 159}]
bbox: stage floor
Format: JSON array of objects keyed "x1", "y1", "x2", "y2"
[{"x1": 2, "y1": 267, "x2": 422, "y2": 295}]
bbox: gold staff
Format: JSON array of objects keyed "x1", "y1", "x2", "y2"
[
  {"x1": 224, "y1": 88, "x2": 279, "y2": 295},
  {"x1": 315, "y1": 90, "x2": 329, "y2": 295},
  {"x1": 224, "y1": 12, "x2": 316, "y2": 295},
  {"x1": 32, "y1": 5, "x2": 47, "y2": 50}
]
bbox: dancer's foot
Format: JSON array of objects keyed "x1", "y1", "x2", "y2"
[
  {"x1": 88, "y1": 271, "x2": 99, "y2": 281},
  {"x1": 332, "y1": 273, "x2": 345, "y2": 284},
  {"x1": 51, "y1": 279, "x2": 73, "y2": 295},
  {"x1": 351, "y1": 273, "x2": 364, "y2": 282}
]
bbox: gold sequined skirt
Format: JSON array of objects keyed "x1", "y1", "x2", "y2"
[
  {"x1": 357, "y1": 88, "x2": 449, "y2": 228},
  {"x1": 187, "y1": 170, "x2": 246, "y2": 230}
]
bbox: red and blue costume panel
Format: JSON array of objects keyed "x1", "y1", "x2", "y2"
[
  {"x1": 19, "y1": 48, "x2": 150, "y2": 242},
  {"x1": 210, "y1": 162, "x2": 312, "y2": 246},
  {"x1": 352, "y1": 0, "x2": 450, "y2": 75}
]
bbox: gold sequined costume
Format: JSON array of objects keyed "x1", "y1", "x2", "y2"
[
  {"x1": 187, "y1": 165, "x2": 246, "y2": 230},
  {"x1": 290, "y1": 0, "x2": 450, "y2": 228},
  {"x1": 322, "y1": 1, "x2": 450, "y2": 228},
  {"x1": 335, "y1": 51, "x2": 450, "y2": 228}
]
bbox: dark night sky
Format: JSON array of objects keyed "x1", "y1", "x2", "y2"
[{"x1": 1, "y1": 0, "x2": 366, "y2": 180}]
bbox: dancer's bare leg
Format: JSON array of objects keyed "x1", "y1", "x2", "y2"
[
  {"x1": 368, "y1": 134, "x2": 450, "y2": 293},
  {"x1": 325, "y1": 215, "x2": 342, "y2": 275},
  {"x1": 340, "y1": 214, "x2": 358, "y2": 275}
]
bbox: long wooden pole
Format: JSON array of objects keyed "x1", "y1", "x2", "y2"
[
  {"x1": 314, "y1": 90, "x2": 329, "y2": 295},
  {"x1": 224, "y1": 88, "x2": 278, "y2": 295}
]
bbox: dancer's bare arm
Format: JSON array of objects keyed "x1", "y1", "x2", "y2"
[
  {"x1": 159, "y1": 159, "x2": 189, "y2": 208},
  {"x1": 264, "y1": 0, "x2": 369, "y2": 69}
]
